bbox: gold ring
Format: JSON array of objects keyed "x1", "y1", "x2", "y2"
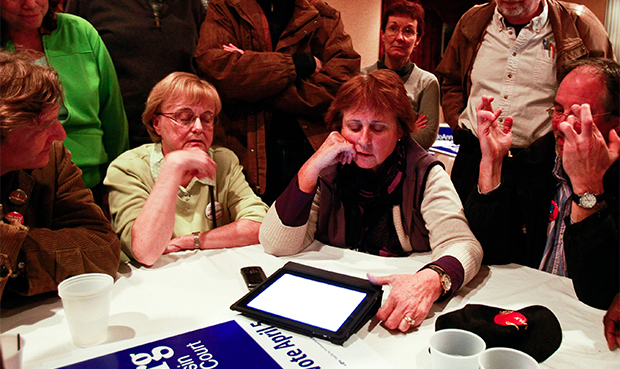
[{"x1": 403, "y1": 316, "x2": 415, "y2": 326}]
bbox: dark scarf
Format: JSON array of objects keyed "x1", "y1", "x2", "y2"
[
  {"x1": 377, "y1": 56, "x2": 414, "y2": 84},
  {"x1": 338, "y1": 140, "x2": 408, "y2": 256}
]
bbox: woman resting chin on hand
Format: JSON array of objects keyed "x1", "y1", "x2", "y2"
[
  {"x1": 259, "y1": 69, "x2": 483, "y2": 332},
  {"x1": 105, "y1": 72, "x2": 268, "y2": 266}
]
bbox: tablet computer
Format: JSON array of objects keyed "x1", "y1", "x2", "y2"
[{"x1": 230, "y1": 261, "x2": 383, "y2": 345}]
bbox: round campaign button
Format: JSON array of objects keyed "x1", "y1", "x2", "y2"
[
  {"x1": 494, "y1": 310, "x2": 528, "y2": 330},
  {"x1": 6, "y1": 211, "x2": 24, "y2": 225},
  {"x1": 9, "y1": 189, "x2": 28, "y2": 206},
  {"x1": 549, "y1": 200, "x2": 559, "y2": 221}
]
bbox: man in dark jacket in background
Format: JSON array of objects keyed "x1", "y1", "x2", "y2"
[{"x1": 195, "y1": 0, "x2": 360, "y2": 204}]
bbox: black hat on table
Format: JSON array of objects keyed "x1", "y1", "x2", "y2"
[{"x1": 435, "y1": 304, "x2": 562, "y2": 363}]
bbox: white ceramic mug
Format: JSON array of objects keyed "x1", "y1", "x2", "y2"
[
  {"x1": 430, "y1": 329, "x2": 486, "y2": 369},
  {"x1": 479, "y1": 347, "x2": 539, "y2": 369}
]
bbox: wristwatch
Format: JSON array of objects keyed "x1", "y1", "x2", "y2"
[
  {"x1": 192, "y1": 231, "x2": 201, "y2": 250},
  {"x1": 422, "y1": 265, "x2": 452, "y2": 297},
  {"x1": 571, "y1": 192, "x2": 605, "y2": 209}
]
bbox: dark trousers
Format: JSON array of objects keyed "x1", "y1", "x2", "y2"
[
  {"x1": 451, "y1": 128, "x2": 482, "y2": 203},
  {"x1": 451, "y1": 129, "x2": 525, "y2": 203},
  {"x1": 90, "y1": 181, "x2": 111, "y2": 221},
  {"x1": 261, "y1": 118, "x2": 315, "y2": 206}
]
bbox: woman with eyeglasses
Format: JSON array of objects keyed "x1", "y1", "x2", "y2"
[
  {"x1": 105, "y1": 72, "x2": 268, "y2": 266},
  {"x1": 362, "y1": 1, "x2": 439, "y2": 150}
]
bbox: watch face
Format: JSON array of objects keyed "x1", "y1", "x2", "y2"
[
  {"x1": 579, "y1": 193, "x2": 597, "y2": 208},
  {"x1": 441, "y1": 275, "x2": 452, "y2": 292}
]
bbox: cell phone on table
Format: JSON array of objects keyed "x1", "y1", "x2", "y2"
[{"x1": 241, "y1": 266, "x2": 267, "y2": 290}]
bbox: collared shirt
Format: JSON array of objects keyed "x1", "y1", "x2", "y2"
[
  {"x1": 540, "y1": 156, "x2": 570, "y2": 276},
  {"x1": 105, "y1": 143, "x2": 269, "y2": 260},
  {"x1": 460, "y1": 0, "x2": 556, "y2": 148},
  {"x1": 149, "y1": 143, "x2": 213, "y2": 199}
]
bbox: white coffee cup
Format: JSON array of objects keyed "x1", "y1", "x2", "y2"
[
  {"x1": 430, "y1": 329, "x2": 486, "y2": 369},
  {"x1": 479, "y1": 347, "x2": 539, "y2": 369},
  {"x1": 58, "y1": 273, "x2": 114, "y2": 347},
  {"x1": 0, "y1": 334, "x2": 23, "y2": 369}
]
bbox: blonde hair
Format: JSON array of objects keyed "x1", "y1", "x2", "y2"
[{"x1": 142, "y1": 72, "x2": 222, "y2": 143}]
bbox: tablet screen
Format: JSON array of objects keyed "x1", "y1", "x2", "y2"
[{"x1": 247, "y1": 273, "x2": 367, "y2": 332}]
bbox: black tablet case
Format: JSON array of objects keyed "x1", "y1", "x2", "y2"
[{"x1": 231, "y1": 261, "x2": 383, "y2": 345}]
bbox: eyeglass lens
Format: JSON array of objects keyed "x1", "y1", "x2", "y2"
[
  {"x1": 386, "y1": 25, "x2": 416, "y2": 39},
  {"x1": 171, "y1": 108, "x2": 214, "y2": 126}
]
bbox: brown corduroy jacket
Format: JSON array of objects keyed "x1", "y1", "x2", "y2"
[{"x1": 1, "y1": 142, "x2": 120, "y2": 301}]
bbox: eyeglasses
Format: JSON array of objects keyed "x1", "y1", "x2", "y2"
[
  {"x1": 385, "y1": 25, "x2": 417, "y2": 39},
  {"x1": 546, "y1": 106, "x2": 611, "y2": 121},
  {"x1": 158, "y1": 108, "x2": 217, "y2": 129}
]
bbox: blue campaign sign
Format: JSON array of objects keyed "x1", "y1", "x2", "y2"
[
  {"x1": 430, "y1": 124, "x2": 459, "y2": 157},
  {"x1": 57, "y1": 320, "x2": 282, "y2": 369}
]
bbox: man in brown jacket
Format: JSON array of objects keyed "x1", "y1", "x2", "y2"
[
  {"x1": 195, "y1": 0, "x2": 360, "y2": 204},
  {"x1": 435, "y1": 0, "x2": 614, "y2": 201},
  {"x1": 0, "y1": 51, "x2": 121, "y2": 302}
]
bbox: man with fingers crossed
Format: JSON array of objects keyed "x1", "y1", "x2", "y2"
[{"x1": 464, "y1": 58, "x2": 619, "y2": 312}]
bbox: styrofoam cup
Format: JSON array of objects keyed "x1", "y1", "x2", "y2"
[
  {"x1": 58, "y1": 273, "x2": 114, "y2": 347},
  {"x1": 430, "y1": 329, "x2": 486, "y2": 369},
  {"x1": 0, "y1": 334, "x2": 24, "y2": 369},
  {"x1": 479, "y1": 347, "x2": 539, "y2": 369}
]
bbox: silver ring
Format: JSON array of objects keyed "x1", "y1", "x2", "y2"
[{"x1": 403, "y1": 316, "x2": 415, "y2": 326}]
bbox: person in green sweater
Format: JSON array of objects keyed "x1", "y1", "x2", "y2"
[{"x1": 1, "y1": 0, "x2": 129, "y2": 205}]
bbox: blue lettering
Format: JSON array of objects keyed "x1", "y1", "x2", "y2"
[
  {"x1": 298, "y1": 359, "x2": 315, "y2": 367},
  {"x1": 272, "y1": 334, "x2": 293, "y2": 343},
  {"x1": 274, "y1": 340, "x2": 295, "y2": 349},
  {"x1": 290, "y1": 353, "x2": 308, "y2": 363},
  {"x1": 199, "y1": 360, "x2": 218, "y2": 369}
]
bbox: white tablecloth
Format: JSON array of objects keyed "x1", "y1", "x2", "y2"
[{"x1": 1, "y1": 242, "x2": 618, "y2": 368}]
